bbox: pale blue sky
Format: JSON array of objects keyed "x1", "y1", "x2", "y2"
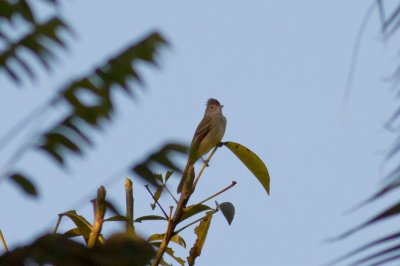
[{"x1": 0, "y1": 0, "x2": 398, "y2": 265}]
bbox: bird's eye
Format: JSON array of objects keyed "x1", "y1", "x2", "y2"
[{"x1": 211, "y1": 106, "x2": 214, "y2": 109}]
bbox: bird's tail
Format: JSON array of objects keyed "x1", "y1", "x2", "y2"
[{"x1": 177, "y1": 160, "x2": 195, "y2": 193}]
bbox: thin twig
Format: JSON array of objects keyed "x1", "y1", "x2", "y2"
[
  {"x1": 174, "y1": 209, "x2": 217, "y2": 235},
  {"x1": 52, "y1": 214, "x2": 63, "y2": 234},
  {"x1": 145, "y1": 185, "x2": 168, "y2": 219},
  {"x1": 163, "y1": 183, "x2": 178, "y2": 204},
  {"x1": 0, "y1": 230, "x2": 8, "y2": 252},
  {"x1": 193, "y1": 145, "x2": 219, "y2": 189},
  {"x1": 196, "y1": 181, "x2": 237, "y2": 206}
]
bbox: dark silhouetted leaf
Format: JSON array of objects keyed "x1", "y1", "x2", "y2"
[
  {"x1": 132, "y1": 143, "x2": 187, "y2": 186},
  {"x1": 216, "y1": 201, "x2": 235, "y2": 225},
  {"x1": 0, "y1": 17, "x2": 71, "y2": 83},
  {"x1": 333, "y1": 202, "x2": 400, "y2": 240},
  {"x1": 38, "y1": 32, "x2": 168, "y2": 172},
  {"x1": 9, "y1": 172, "x2": 37, "y2": 197},
  {"x1": 223, "y1": 141, "x2": 270, "y2": 195},
  {"x1": 0, "y1": 233, "x2": 154, "y2": 266},
  {"x1": 327, "y1": 230, "x2": 400, "y2": 266}
]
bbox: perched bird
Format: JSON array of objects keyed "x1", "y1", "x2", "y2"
[{"x1": 177, "y1": 98, "x2": 227, "y2": 193}]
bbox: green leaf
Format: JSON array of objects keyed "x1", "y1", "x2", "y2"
[
  {"x1": 63, "y1": 228, "x2": 82, "y2": 238},
  {"x1": 187, "y1": 211, "x2": 214, "y2": 266},
  {"x1": 223, "y1": 141, "x2": 270, "y2": 195},
  {"x1": 134, "y1": 215, "x2": 167, "y2": 223},
  {"x1": 104, "y1": 215, "x2": 131, "y2": 222},
  {"x1": 216, "y1": 201, "x2": 235, "y2": 225},
  {"x1": 165, "y1": 170, "x2": 174, "y2": 183},
  {"x1": 58, "y1": 210, "x2": 105, "y2": 245},
  {"x1": 9, "y1": 173, "x2": 37, "y2": 197},
  {"x1": 151, "y1": 242, "x2": 185, "y2": 266},
  {"x1": 147, "y1": 233, "x2": 186, "y2": 248},
  {"x1": 151, "y1": 185, "x2": 163, "y2": 210},
  {"x1": 180, "y1": 204, "x2": 212, "y2": 223}
]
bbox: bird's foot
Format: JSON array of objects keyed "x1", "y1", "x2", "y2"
[{"x1": 201, "y1": 157, "x2": 210, "y2": 167}]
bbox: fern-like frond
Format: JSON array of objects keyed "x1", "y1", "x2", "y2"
[
  {"x1": 37, "y1": 32, "x2": 168, "y2": 168},
  {"x1": 0, "y1": 0, "x2": 36, "y2": 25},
  {"x1": 0, "y1": 17, "x2": 71, "y2": 84},
  {"x1": 132, "y1": 143, "x2": 187, "y2": 185}
]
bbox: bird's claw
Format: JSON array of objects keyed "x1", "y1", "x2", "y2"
[{"x1": 201, "y1": 157, "x2": 210, "y2": 167}]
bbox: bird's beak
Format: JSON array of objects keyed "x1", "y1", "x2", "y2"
[{"x1": 221, "y1": 105, "x2": 224, "y2": 108}]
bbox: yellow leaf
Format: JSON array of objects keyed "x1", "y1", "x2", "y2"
[{"x1": 223, "y1": 141, "x2": 270, "y2": 195}]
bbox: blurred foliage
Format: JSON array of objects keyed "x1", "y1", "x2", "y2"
[
  {"x1": 0, "y1": 233, "x2": 154, "y2": 266},
  {"x1": 329, "y1": 1, "x2": 400, "y2": 266},
  {"x1": 0, "y1": 1, "x2": 271, "y2": 265}
]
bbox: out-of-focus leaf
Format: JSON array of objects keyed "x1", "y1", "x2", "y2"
[
  {"x1": 0, "y1": 233, "x2": 154, "y2": 266},
  {"x1": 187, "y1": 211, "x2": 213, "y2": 266},
  {"x1": 134, "y1": 215, "x2": 167, "y2": 223},
  {"x1": 0, "y1": 17, "x2": 71, "y2": 83},
  {"x1": 165, "y1": 170, "x2": 173, "y2": 183},
  {"x1": 9, "y1": 172, "x2": 37, "y2": 197},
  {"x1": 180, "y1": 204, "x2": 212, "y2": 223},
  {"x1": 344, "y1": 243, "x2": 400, "y2": 266},
  {"x1": 223, "y1": 141, "x2": 270, "y2": 195},
  {"x1": 327, "y1": 230, "x2": 400, "y2": 266},
  {"x1": 216, "y1": 201, "x2": 235, "y2": 225},
  {"x1": 151, "y1": 185, "x2": 163, "y2": 210},
  {"x1": 333, "y1": 202, "x2": 400, "y2": 240},
  {"x1": 0, "y1": 0, "x2": 36, "y2": 24},
  {"x1": 151, "y1": 242, "x2": 184, "y2": 266},
  {"x1": 147, "y1": 233, "x2": 186, "y2": 248},
  {"x1": 132, "y1": 143, "x2": 187, "y2": 186},
  {"x1": 37, "y1": 32, "x2": 168, "y2": 170}
]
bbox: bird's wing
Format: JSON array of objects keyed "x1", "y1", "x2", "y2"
[{"x1": 189, "y1": 116, "x2": 211, "y2": 158}]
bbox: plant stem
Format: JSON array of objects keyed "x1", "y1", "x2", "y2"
[
  {"x1": 163, "y1": 183, "x2": 178, "y2": 204},
  {"x1": 52, "y1": 214, "x2": 63, "y2": 234},
  {"x1": 145, "y1": 185, "x2": 168, "y2": 219},
  {"x1": 196, "y1": 181, "x2": 237, "y2": 206},
  {"x1": 193, "y1": 145, "x2": 219, "y2": 189},
  {"x1": 125, "y1": 178, "x2": 135, "y2": 236},
  {"x1": 151, "y1": 167, "x2": 194, "y2": 266},
  {"x1": 88, "y1": 186, "x2": 106, "y2": 248},
  {"x1": 174, "y1": 209, "x2": 217, "y2": 235},
  {"x1": 151, "y1": 144, "x2": 223, "y2": 266},
  {"x1": 0, "y1": 230, "x2": 8, "y2": 252}
]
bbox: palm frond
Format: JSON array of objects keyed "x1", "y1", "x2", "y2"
[
  {"x1": 37, "y1": 32, "x2": 168, "y2": 168},
  {"x1": 0, "y1": 17, "x2": 71, "y2": 84}
]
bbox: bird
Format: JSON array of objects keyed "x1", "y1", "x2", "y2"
[{"x1": 177, "y1": 98, "x2": 227, "y2": 193}]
